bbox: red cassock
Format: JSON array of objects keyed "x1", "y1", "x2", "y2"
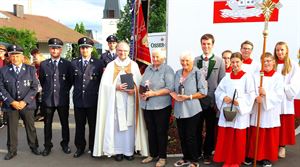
[
  {"x1": 248, "y1": 126, "x2": 280, "y2": 161},
  {"x1": 214, "y1": 127, "x2": 247, "y2": 164},
  {"x1": 279, "y1": 114, "x2": 296, "y2": 146}
]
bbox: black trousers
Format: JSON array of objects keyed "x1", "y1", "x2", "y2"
[
  {"x1": 197, "y1": 106, "x2": 216, "y2": 157},
  {"x1": 7, "y1": 109, "x2": 39, "y2": 153},
  {"x1": 177, "y1": 112, "x2": 201, "y2": 163},
  {"x1": 74, "y1": 107, "x2": 97, "y2": 151},
  {"x1": 143, "y1": 105, "x2": 172, "y2": 158},
  {"x1": 34, "y1": 92, "x2": 44, "y2": 117},
  {"x1": 43, "y1": 106, "x2": 70, "y2": 149}
]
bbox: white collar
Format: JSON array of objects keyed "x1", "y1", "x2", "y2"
[{"x1": 115, "y1": 57, "x2": 131, "y2": 67}]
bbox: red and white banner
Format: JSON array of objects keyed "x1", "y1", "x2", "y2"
[
  {"x1": 213, "y1": 0, "x2": 279, "y2": 23},
  {"x1": 135, "y1": 2, "x2": 151, "y2": 65}
]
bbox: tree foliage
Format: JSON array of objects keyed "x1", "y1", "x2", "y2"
[
  {"x1": 74, "y1": 22, "x2": 87, "y2": 35},
  {"x1": 0, "y1": 27, "x2": 37, "y2": 58},
  {"x1": 116, "y1": 0, "x2": 166, "y2": 41},
  {"x1": 69, "y1": 22, "x2": 99, "y2": 60},
  {"x1": 116, "y1": 0, "x2": 132, "y2": 42},
  {"x1": 148, "y1": 0, "x2": 166, "y2": 33}
]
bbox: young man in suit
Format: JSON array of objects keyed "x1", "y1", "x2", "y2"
[{"x1": 194, "y1": 34, "x2": 225, "y2": 165}]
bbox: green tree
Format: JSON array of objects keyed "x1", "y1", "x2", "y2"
[
  {"x1": 0, "y1": 27, "x2": 37, "y2": 58},
  {"x1": 148, "y1": 0, "x2": 166, "y2": 33},
  {"x1": 70, "y1": 22, "x2": 99, "y2": 59},
  {"x1": 116, "y1": 0, "x2": 166, "y2": 41},
  {"x1": 74, "y1": 22, "x2": 87, "y2": 35},
  {"x1": 116, "y1": 0, "x2": 132, "y2": 42}
]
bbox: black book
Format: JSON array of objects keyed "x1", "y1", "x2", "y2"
[{"x1": 120, "y1": 73, "x2": 134, "y2": 89}]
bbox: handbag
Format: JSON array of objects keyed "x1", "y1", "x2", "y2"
[{"x1": 195, "y1": 71, "x2": 210, "y2": 109}]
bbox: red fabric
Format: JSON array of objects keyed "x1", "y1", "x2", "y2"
[
  {"x1": 0, "y1": 59, "x2": 5, "y2": 67},
  {"x1": 277, "y1": 59, "x2": 284, "y2": 64},
  {"x1": 279, "y1": 114, "x2": 296, "y2": 145},
  {"x1": 242, "y1": 58, "x2": 253, "y2": 64},
  {"x1": 225, "y1": 66, "x2": 232, "y2": 73},
  {"x1": 247, "y1": 126, "x2": 279, "y2": 161},
  {"x1": 135, "y1": 3, "x2": 151, "y2": 65},
  {"x1": 213, "y1": 127, "x2": 246, "y2": 165},
  {"x1": 230, "y1": 70, "x2": 245, "y2": 79},
  {"x1": 264, "y1": 69, "x2": 275, "y2": 77},
  {"x1": 294, "y1": 99, "x2": 300, "y2": 118},
  {"x1": 213, "y1": 0, "x2": 280, "y2": 23}
]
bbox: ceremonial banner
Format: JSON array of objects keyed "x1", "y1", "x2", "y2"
[
  {"x1": 213, "y1": 0, "x2": 280, "y2": 23},
  {"x1": 135, "y1": 1, "x2": 151, "y2": 65}
]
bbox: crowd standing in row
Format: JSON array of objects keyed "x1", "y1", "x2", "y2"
[{"x1": 0, "y1": 33, "x2": 299, "y2": 167}]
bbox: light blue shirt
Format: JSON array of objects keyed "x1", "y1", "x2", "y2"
[
  {"x1": 173, "y1": 67, "x2": 208, "y2": 119},
  {"x1": 140, "y1": 63, "x2": 174, "y2": 110}
]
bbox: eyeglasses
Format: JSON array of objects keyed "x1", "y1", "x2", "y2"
[
  {"x1": 263, "y1": 60, "x2": 273, "y2": 63},
  {"x1": 222, "y1": 57, "x2": 230, "y2": 60},
  {"x1": 242, "y1": 47, "x2": 252, "y2": 50}
]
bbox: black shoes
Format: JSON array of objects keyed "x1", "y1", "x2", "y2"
[
  {"x1": 73, "y1": 149, "x2": 84, "y2": 158},
  {"x1": 31, "y1": 148, "x2": 41, "y2": 155},
  {"x1": 114, "y1": 154, "x2": 124, "y2": 161},
  {"x1": 4, "y1": 152, "x2": 17, "y2": 160},
  {"x1": 42, "y1": 148, "x2": 51, "y2": 156},
  {"x1": 114, "y1": 154, "x2": 134, "y2": 161},
  {"x1": 62, "y1": 146, "x2": 71, "y2": 154},
  {"x1": 124, "y1": 155, "x2": 134, "y2": 161}
]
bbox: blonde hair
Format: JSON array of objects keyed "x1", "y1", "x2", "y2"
[{"x1": 274, "y1": 41, "x2": 292, "y2": 75}]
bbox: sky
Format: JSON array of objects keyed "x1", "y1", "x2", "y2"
[{"x1": 0, "y1": 0, "x2": 127, "y2": 41}]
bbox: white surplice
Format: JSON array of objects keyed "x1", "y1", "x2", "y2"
[
  {"x1": 251, "y1": 71, "x2": 284, "y2": 128},
  {"x1": 93, "y1": 57, "x2": 149, "y2": 157},
  {"x1": 215, "y1": 72, "x2": 256, "y2": 129},
  {"x1": 276, "y1": 61, "x2": 300, "y2": 115}
]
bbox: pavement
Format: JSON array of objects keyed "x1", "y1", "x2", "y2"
[{"x1": 0, "y1": 110, "x2": 299, "y2": 167}]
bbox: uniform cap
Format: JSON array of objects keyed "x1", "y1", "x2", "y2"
[
  {"x1": 106, "y1": 35, "x2": 117, "y2": 42},
  {"x1": 48, "y1": 38, "x2": 63, "y2": 48},
  {"x1": 78, "y1": 37, "x2": 94, "y2": 47},
  {"x1": 7, "y1": 44, "x2": 24, "y2": 54}
]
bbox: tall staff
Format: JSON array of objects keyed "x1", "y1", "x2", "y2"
[{"x1": 253, "y1": 0, "x2": 282, "y2": 167}]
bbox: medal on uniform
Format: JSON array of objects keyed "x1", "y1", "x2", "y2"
[{"x1": 24, "y1": 80, "x2": 29, "y2": 86}]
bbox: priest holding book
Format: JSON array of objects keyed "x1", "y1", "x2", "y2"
[{"x1": 93, "y1": 41, "x2": 149, "y2": 160}]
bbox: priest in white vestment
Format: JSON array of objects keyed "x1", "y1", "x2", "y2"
[{"x1": 93, "y1": 41, "x2": 149, "y2": 160}]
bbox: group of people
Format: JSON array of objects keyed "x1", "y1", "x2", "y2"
[{"x1": 0, "y1": 33, "x2": 299, "y2": 167}]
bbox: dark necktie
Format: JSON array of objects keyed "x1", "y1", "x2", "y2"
[
  {"x1": 15, "y1": 67, "x2": 20, "y2": 75},
  {"x1": 83, "y1": 60, "x2": 88, "y2": 70},
  {"x1": 53, "y1": 60, "x2": 57, "y2": 71}
]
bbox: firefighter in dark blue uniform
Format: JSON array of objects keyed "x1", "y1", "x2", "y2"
[
  {"x1": 100, "y1": 35, "x2": 118, "y2": 67},
  {"x1": 0, "y1": 44, "x2": 41, "y2": 160},
  {"x1": 39, "y1": 38, "x2": 73, "y2": 156},
  {"x1": 71, "y1": 37, "x2": 104, "y2": 158}
]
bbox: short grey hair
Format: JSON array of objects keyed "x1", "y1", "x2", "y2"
[
  {"x1": 152, "y1": 48, "x2": 166, "y2": 60},
  {"x1": 180, "y1": 51, "x2": 194, "y2": 62}
]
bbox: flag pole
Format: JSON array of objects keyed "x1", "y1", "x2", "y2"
[{"x1": 253, "y1": 1, "x2": 281, "y2": 167}]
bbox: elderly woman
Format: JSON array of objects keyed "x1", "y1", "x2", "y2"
[
  {"x1": 171, "y1": 52, "x2": 207, "y2": 167},
  {"x1": 140, "y1": 48, "x2": 174, "y2": 167}
]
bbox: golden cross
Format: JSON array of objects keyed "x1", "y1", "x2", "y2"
[{"x1": 257, "y1": 0, "x2": 282, "y2": 30}]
